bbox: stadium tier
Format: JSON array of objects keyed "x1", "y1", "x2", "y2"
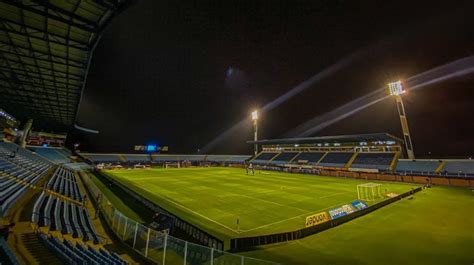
[
  {"x1": 0, "y1": 142, "x2": 53, "y2": 215},
  {"x1": 252, "y1": 152, "x2": 278, "y2": 164},
  {"x1": 395, "y1": 159, "x2": 440, "y2": 174},
  {"x1": 271, "y1": 152, "x2": 299, "y2": 164},
  {"x1": 291, "y1": 152, "x2": 326, "y2": 164},
  {"x1": 46, "y1": 167, "x2": 84, "y2": 202},
  {"x1": 29, "y1": 147, "x2": 70, "y2": 164},
  {"x1": 39, "y1": 234, "x2": 127, "y2": 265},
  {"x1": 123, "y1": 154, "x2": 151, "y2": 162},
  {"x1": 350, "y1": 153, "x2": 395, "y2": 170},
  {"x1": 82, "y1": 154, "x2": 121, "y2": 163},
  {"x1": 442, "y1": 161, "x2": 474, "y2": 176},
  {"x1": 32, "y1": 192, "x2": 101, "y2": 244},
  {"x1": 205, "y1": 154, "x2": 251, "y2": 163},
  {"x1": 318, "y1": 152, "x2": 353, "y2": 167}
]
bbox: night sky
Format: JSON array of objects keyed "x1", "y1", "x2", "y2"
[{"x1": 72, "y1": 0, "x2": 474, "y2": 158}]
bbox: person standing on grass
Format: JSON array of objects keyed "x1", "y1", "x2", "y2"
[{"x1": 249, "y1": 162, "x2": 255, "y2": 175}]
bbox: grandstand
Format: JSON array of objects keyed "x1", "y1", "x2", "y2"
[
  {"x1": 29, "y1": 147, "x2": 71, "y2": 164},
  {"x1": 0, "y1": 142, "x2": 53, "y2": 215},
  {"x1": 38, "y1": 234, "x2": 127, "y2": 265}
]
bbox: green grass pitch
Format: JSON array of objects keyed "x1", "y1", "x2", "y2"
[
  {"x1": 93, "y1": 167, "x2": 474, "y2": 265},
  {"x1": 104, "y1": 167, "x2": 418, "y2": 240}
]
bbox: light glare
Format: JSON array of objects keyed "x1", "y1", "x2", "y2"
[
  {"x1": 388, "y1": 80, "x2": 404, "y2": 96},
  {"x1": 251, "y1": 110, "x2": 258, "y2": 121}
]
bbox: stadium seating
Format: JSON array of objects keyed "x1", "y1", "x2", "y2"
[
  {"x1": 177, "y1": 155, "x2": 206, "y2": 162},
  {"x1": 32, "y1": 192, "x2": 101, "y2": 244},
  {"x1": 271, "y1": 152, "x2": 299, "y2": 164},
  {"x1": 227, "y1": 155, "x2": 251, "y2": 163},
  {"x1": 0, "y1": 142, "x2": 53, "y2": 215},
  {"x1": 46, "y1": 167, "x2": 83, "y2": 201},
  {"x1": 206, "y1": 155, "x2": 232, "y2": 162},
  {"x1": 82, "y1": 153, "x2": 121, "y2": 163},
  {"x1": 63, "y1": 162, "x2": 93, "y2": 171},
  {"x1": 38, "y1": 234, "x2": 127, "y2": 264},
  {"x1": 395, "y1": 160, "x2": 440, "y2": 174},
  {"x1": 318, "y1": 152, "x2": 353, "y2": 167},
  {"x1": 0, "y1": 237, "x2": 20, "y2": 265},
  {"x1": 123, "y1": 154, "x2": 150, "y2": 162},
  {"x1": 442, "y1": 161, "x2": 474, "y2": 176},
  {"x1": 252, "y1": 152, "x2": 278, "y2": 165},
  {"x1": 291, "y1": 152, "x2": 326, "y2": 165},
  {"x1": 29, "y1": 147, "x2": 70, "y2": 164},
  {"x1": 350, "y1": 153, "x2": 395, "y2": 170},
  {"x1": 151, "y1": 155, "x2": 179, "y2": 162}
]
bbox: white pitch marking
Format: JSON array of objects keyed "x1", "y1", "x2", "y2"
[
  {"x1": 240, "y1": 200, "x2": 350, "y2": 233},
  {"x1": 147, "y1": 192, "x2": 242, "y2": 234}
]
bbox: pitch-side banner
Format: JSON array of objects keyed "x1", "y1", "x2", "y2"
[
  {"x1": 305, "y1": 211, "x2": 331, "y2": 228},
  {"x1": 328, "y1": 204, "x2": 356, "y2": 219},
  {"x1": 351, "y1": 200, "x2": 368, "y2": 210}
]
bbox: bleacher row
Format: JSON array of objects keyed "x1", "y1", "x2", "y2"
[
  {"x1": 39, "y1": 233, "x2": 127, "y2": 265},
  {"x1": 80, "y1": 153, "x2": 251, "y2": 164},
  {"x1": 29, "y1": 147, "x2": 71, "y2": 164},
  {"x1": 47, "y1": 167, "x2": 84, "y2": 202},
  {"x1": 32, "y1": 192, "x2": 101, "y2": 244},
  {"x1": 252, "y1": 151, "x2": 474, "y2": 177},
  {"x1": 0, "y1": 142, "x2": 53, "y2": 215}
]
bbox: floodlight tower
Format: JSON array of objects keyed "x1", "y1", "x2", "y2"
[
  {"x1": 388, "y1": 81, "x2": 415, "y2": 159},
  {"x1": 251, "y1": 110, "x2": 259, "y2": 156}
]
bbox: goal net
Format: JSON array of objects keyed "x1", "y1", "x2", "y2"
[
  {"x1": 164, "y1": 162, "x2": 180, "y2": 168},
  {"x1": 357, "y1": 183, "x2": 383, "y2": 201}
]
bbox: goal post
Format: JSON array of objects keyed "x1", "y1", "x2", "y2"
[{"x1": 357, "y1": 183, "x2": 383, "y2": 201}]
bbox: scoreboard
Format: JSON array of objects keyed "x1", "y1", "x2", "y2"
[{"x1": 134, "y1": 145, "x2": 168, "y2": 152}]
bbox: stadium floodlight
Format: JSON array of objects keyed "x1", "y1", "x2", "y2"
[
  {"x1": 388, "y1": 80, "x2": 405, "y2": 96},
  {"x1": 387, "y1": 80, "x2": 415, "y2": 159},
  {"x1": 251, "y1": 110, "x2": 258, "y2": 121},
  {"x1": 251, "y1": 110, "x2": 259, "y2": 156}
]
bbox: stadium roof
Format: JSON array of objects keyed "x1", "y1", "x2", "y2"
[
  {"x1": 0, "y1": 0, "x2": 134, "y2": 131},
  {"x1": 248, "y1": 133, "x2": 403, "y2": 145}
]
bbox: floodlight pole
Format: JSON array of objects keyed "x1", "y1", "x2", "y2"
[
  {"x1": 251, "y1": 111, "x2": 258, "y2": 156},
  {"x1": 388, "y1": 81, "x2": 415, "y2": 159},
  {"x1": 393, "y1": 95, "x2": 415, "y2": 159}
]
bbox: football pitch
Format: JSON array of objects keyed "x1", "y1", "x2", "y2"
[{"x1": 104, "y1": 167, "x2": 418, "y2": 239}]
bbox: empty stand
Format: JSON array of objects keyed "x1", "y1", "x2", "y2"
[
  {"x1": 318, "y1": 152, "x2": 353, "y2": 167},
  {"x1": 351, "y1": 153, "x2": 395, "y2": 170},
  {"x1": 0, "y1": 142, "x2": 53, "y2": 215},
  {"x1": 395, "y1": 160, "x2": 440, "y2": 174},
  {"x1": 123, "y1": 154, "x2": 150, "y2": 162},
  {"x1": 442, "y1": 161, "x2": 474, "y2": 176},
  {"x1": 33, "y1": 192, "x2": 101, "y2": 244},
  {"x1": 29, "y1": 147, "x2": 70, "y2": 164},
  {"x1": 271, "y1": 152, "x2": 299, "y2": 164},
  {"x1": 39, "y1": 234, "x2": 127, "y2": 264},
  {"x1": 292, "y1": 152, "x2": 326, "y2": 164},
  {"x1": 46, "y1": 167, "x2": 84, "y2": 201},
  {"x1": 81, "y1": 153, "x2": 121, "y2": 163},
  {"x1": 252, "y1": 152, "x2": 278, "y2": 165}
]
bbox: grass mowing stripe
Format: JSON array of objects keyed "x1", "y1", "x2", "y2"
[{"x1": 105, "y1": 167, "x2": 418, "y2": 238}]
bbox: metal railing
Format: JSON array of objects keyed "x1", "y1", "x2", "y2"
[{"x1": 80, "y1": 172, "x2": 279, "y2": 265}]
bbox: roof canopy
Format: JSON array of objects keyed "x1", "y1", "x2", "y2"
[
  {"x1": 248, "y1": 133, "x2": 403, "y2": 145},
  {"x1": 0, "y1": 0, "x2": 134, "y2": 131}
]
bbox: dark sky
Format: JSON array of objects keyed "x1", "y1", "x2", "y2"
[{"x1": 73, "y1": 0, "x2": 474, "y2": 158}]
